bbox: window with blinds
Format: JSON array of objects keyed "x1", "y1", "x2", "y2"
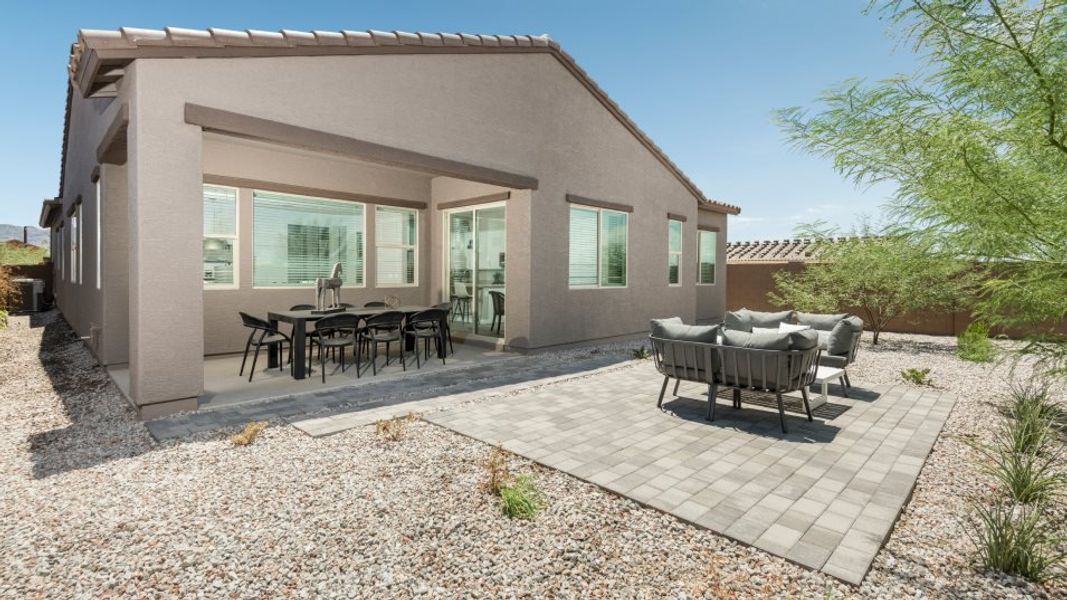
[
  {"x1": 698, "y1": 230, "x2": 717, "y2": 285},
  {"x1": 668, "y1": 219, "x2": 683, "y2": 285},
  {"x1": 568, "y1": 205, "x2": 628, "y2": 288},
  {"x1": 375, "y1": 206, "x2": 418, "y2": 287},
  {"x1": 203, "y1": 186, "x2": 238, "y2": 288},
  {"x1": 252, "y1": 190, "x2": 364, "y2": 288}
]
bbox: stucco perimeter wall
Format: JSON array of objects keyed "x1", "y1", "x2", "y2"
[
  {"x1": 200, "y1": 136, "x2": 433, "y2": 355},
  {"x1": 130, "y1": 52, "x2": 726, "y2": 352}
]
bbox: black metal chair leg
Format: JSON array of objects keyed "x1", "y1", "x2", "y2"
[
  {"x1": 239, "y1": 332, "x2": 254, "y2": 376},
  {"x1": 438, "y1": 334, "x2": 445, "y2": 365},
  {"x1": 371, "y1": 342, "x2": 378, "y2": 376},
  {"x1": 414, "y1": 336, "x2": 421, "y2": 369},
  {"x1": 843, "y1": 371, "x2": 852, "y2": 388},
  {"x1": 673, "y1": 378, "x2": 681, "y2": 396},
  {"x1": 800, "y1": 387, "x2": 814, "y2": 422},
  {"x1": 400, "y1": 337, "x2": 406, "y2": 371},
  {"x1": 776, "y1": 392, "x2": 788, "y2": 433},
  {"x1": 733, "y1": 388, "x2": 741, "y2": 409},
  {"x1": 657, "y1": 376, "x2": 669, "y2": 408},
  {"x1": 248, "y1": 344, "x2": 261, "y2": 382}
]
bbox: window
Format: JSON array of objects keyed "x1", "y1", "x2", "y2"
[
  {"x1": 203, "y1": 186, "x2": 239, "y2": 288},
  {"x1": 69, "y1": 207, "x2": 80, "y2": 284},
  {"x1": 668, "y1": 219, "x2": 683, "y2": 285},
  {"x1": 96, "y1": 177, "x2": 102, "y2": 289},
  {"x1": 375, "y1": 206, "x2": 418, "y2": 287},
  {"x1": 253, "y1": 190, "x2": 364, "y2": 288},
  {"x1": 568, "y1": 205, "x2": 628, "y2": 288},
  {"x1": 56, "y1": 226, "x2": 64, "y2": 281},
  {"x1": 697, "y1": 230, "x2": 717, "y2": 285}
]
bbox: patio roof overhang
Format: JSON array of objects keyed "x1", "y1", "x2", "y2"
[{"x1": 185, "y1": 103, "x2": 539, "y2": 191}]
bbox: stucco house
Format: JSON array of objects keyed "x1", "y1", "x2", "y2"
[{"x1": 39, "y1": 27, "x2": 740, "y2": 418}]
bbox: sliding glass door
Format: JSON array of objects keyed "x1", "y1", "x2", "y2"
[{"x1": 445, "y1": 204, "x2": 506, "y2": 338}]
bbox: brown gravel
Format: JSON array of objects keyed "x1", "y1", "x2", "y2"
[{"x1": 0, "y1": 313, "x2": 1063, "y2": 598}]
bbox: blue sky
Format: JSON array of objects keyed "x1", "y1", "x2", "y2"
[{"x1": 0, "y1": 1, "x2": 917, "y2": 240}]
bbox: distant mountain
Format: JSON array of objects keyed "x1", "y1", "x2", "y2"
[{"x1": 0, "y1": 225, "x2": 49, "y2": 248}]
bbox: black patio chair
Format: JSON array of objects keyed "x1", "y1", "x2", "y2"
[
  {"x1": 289, "y1": 304, "x2": 315, "y2": 311},
  {"x1": 433, "y1": 302, "x2": 455, "y2": 355},
  {"x1": 308, "y1": 313, "x2": 362, "y2": 383},
  {"x1": 405, "y1": 308, "x2": 448, "y2": 369},
  {"x1": 364, "y1": 301, "x2": 388, "y2": 308},
  {"x1": 488, "y1": 291, "x2": 505, "y2": 335},
  {"x1": 238, "y1": 312, "x2": 292, "y2": 382},
  {"x1": 358, "y1": 311, "x2": 406, "y2": 375}
]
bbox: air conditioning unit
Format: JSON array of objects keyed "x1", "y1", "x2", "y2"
[{"x1": 12, "y1": 278, "x2": 45, "y2": 312}]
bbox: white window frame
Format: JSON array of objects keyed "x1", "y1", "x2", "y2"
[
  {"x1": 69, "y1": 206, "x2": 80, "y2": 285},
  {"x1": 203, "y1": 185, "x2": 240, "y2": 290},
  {"x1": 95, "y1": 176, "x2": 102, "y2": 290},
  {"x1": 56, "y1": 226, "x2": 64, "y2": 281},
  {"x1": 251, "y1": 190, "x2": 366, "y2": 290},
  {"x1": 697, "y1": 229, "x2": 718, "y2": 286},
  {"x1": 375, "y1": 206, "x2": 419, "y2": 288},
  {"x1": 568, "y1": 204, "x2": 629, "y2": 290},
  {"x1": 667, "y1": 219, "x2": 683, "y2": 287}
]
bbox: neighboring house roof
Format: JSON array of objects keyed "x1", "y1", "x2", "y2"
[
  {"x1": 727, "y1": 239, "x2": 822, "y2": 263},
  {"x1": 56, "y1": 27, "x2": 740, "y2": 216}
]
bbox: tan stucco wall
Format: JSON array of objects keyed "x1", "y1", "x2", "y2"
[
  {"x1": 696, "y1": 210, "x2": 729, "y2": 323},
  {"x1": 57, "y1": 50, "x2": 729, "y2": 411}
]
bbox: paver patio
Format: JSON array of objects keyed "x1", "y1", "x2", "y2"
[{"x1": 426, "y1": 361, "x2": 954, "y2": 584}]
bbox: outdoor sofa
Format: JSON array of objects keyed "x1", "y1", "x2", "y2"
[
  {"x1": 649, "y1": 318, "x2": 822, "y2": 433},
  {"x1": 724, "y1": 309, "x2": 863, "y2": 388}
]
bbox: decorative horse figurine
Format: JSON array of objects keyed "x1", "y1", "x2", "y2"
[{"x1": 315, "y1": 262, "x2": 344, "y2": 311}]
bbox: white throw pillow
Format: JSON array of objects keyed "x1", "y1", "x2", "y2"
[
  {"x1": 752, "y1": 327, "x2": 779, "y2": 335},
  {"x1": 779, "y1": 322, "x2": 812, "y2": 333}
]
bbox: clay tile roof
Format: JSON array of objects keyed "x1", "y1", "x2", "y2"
[
  {"x1": 727, "y1": 239, "x2": 822, "y2": 263},
  {"x1": 60, "y1": 27, "x2": 742, "y2": 215}
]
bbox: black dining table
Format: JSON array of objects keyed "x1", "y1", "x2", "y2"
[{"x1": 267, "y1": 305, "x2": 440, "y2": 380}]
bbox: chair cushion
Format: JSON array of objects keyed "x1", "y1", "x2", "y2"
[
  {"x1": 721, "y1": 329, "x2": 792, "y2": 351},
  {"x1": 748, "y1": 309, "x2": 795, "y2": 329},
  {"x1": 796, "y1": 312, "x2": 848, "y2": 331},
  {"x1": 724, "y1": 309, "x2": 752, "y2": 332},
  {"x1": 819, "y1": 353, "x2": 849, "y2": 368},
  {"x1": 650, "y1": 318, "x2": 720, "y2": 344},
  {"x1": 828, "y1": 316, "x2": 864, "y2": 356},
  {"x1": 789, "y1": 329, "x2": 820, "y2": 351}
]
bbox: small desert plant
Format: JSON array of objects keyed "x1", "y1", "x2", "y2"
[
  {"x1": 979, "y1": 442, "x2": 1064, "y2": 505},
  {"x1": 231, "y1": 421, "x2": 267, "y2": 446},
  {"x1": 480, "y1": 445, "x2": 512, "y2": 495},
  {"x1": 631, "y1": 345, "x2": 651, "y2": 360},
  {"x1": 901, "y1": 367, "x2": 933, "y2": 386},
  {"x1": 498, "y1": 475, "x2": 544, "y2": 519},
  {"x1": 968, "y1": 499, "x2": 1066, "y2": 583},
  {"x1": 958, "y1": 322, "x2": 997, "y2": 363},
  {"x1": 375, "y1": 412, "x2": 419, "y2": 442},
  {"x1": 0, "y1": 309, "x2": 7, "y2": 330}
]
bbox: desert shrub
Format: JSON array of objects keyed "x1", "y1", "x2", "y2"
[
  {"x1": 231, "y1": 421, "x2": 267, "y2": 446},
  {"x1": 0, "y1": 310, "x2": 7, "y2": 330},
  {"x1": 901, "y1": 368, "x2": 933, "y2": 386},
  {"x1": 0, "y1": 265, "x2": 19, "y2": 313},
  {"x1": 499, "y1": 475, "x2": 544, "y2": 520},
  {"x1": 969, "y1": 499, "x2": 1066, "y2": 583},
  {"x1": 375, "y1": 412, "x2": 419, "y2": 442},
  {"x1": 631, "y1": 346, "x2": 651, "y2": 360},
  {"x1": 480, "y1": 446, "x2": 512, "y2": 495},
  {"x1": 958, "y1": 322, "x2": 997, "y2": 363}
]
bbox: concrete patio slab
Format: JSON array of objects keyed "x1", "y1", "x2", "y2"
[{"x1": 425, "y1": 360, "x2": 954, "y2": 585}]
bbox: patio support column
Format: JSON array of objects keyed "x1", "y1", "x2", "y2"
[{"x1": 126, "y1": 64, "x2": 204, "y2": 417}]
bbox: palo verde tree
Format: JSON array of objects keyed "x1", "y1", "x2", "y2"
[
  {"x1": 777, "y1": 0, "x2": 1067, "y2": 374},
  {"x1": 769, "y1": 222, "x2": 975, "y2": 344}
]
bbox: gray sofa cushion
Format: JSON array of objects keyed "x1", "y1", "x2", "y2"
[
  {"x1": 748, "y1": 310, "x2": 794, "y2": 329},
  {"x1": 724, "y1": 309, "x2": 752, "y2": 332},
  {"x1": 651, "y1": 318, "x2": 720, "y2": 344},
  {"x1": 721, "y1": 329, "x2": 791, "y2": 351},
  {"x1": 827, "y1": 316, "x2": 864, "y2": 356},
  {"x1": 815, "y1": 330, "x2": 831, "y2": 351},
  {"x1": 796, "y1": 312, "x2": 848, "y2": 331},
  {"x1": 789, "y1": 329, "x2": 820, "y2": 351},
  {"x1": 819, "y1": 354, "x2": 849, "y2": 368}
]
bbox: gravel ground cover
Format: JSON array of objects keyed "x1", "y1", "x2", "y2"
[{"x1": 1, "y1": 313, "x2": 1063, "y2": 598}]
